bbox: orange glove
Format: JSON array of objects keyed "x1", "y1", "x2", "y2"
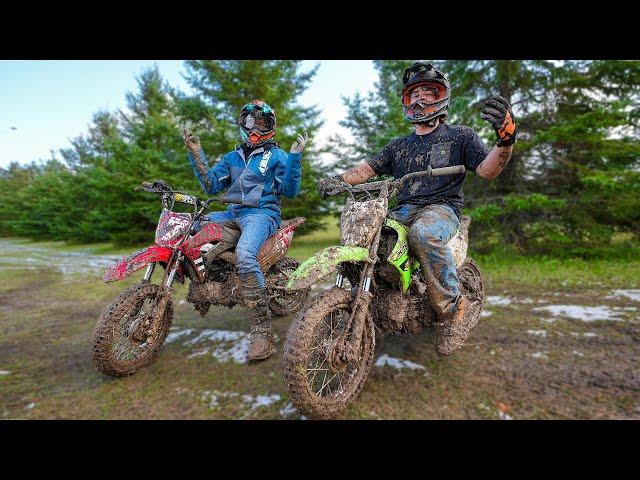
[{"x1": 481, "y1": 95, "x2": 518, "y2": 147}]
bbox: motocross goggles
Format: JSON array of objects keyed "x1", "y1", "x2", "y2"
[
  {"x1": 238, "y1": 101, "x2": 277, "y2": 145},
  {"x1": 402, "y1": 81, "x2": 450, "y2": 123}
]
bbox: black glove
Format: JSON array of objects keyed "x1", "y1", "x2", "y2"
[
  {"x1": 481, "y1": 95, "x2": 518, "y2": 147},
  {"x1": 317, "y1": 175, "x2": 345, "y2": 199},
  {"x1": 152, "y1": 179, "x2": 172, "y2": 192}
]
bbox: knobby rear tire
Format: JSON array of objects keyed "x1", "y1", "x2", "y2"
[
  {"x1": 457, "y1": 258, "x2": 484, "y2": 330},
  {"x1": 268, "y1": 257, "x2": 310, "y2": 317}
]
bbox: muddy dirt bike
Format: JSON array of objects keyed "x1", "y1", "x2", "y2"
[
  {"x1": 282, "y1": 166, "x2": 485, "y2": 419},
  {"x1": 93, "y1": 179, "x2": 310, "y2": 377}
]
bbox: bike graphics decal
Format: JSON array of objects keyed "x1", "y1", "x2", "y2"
[{"x1": 259, "y1": 150, "x2": 272, "y2": 175}]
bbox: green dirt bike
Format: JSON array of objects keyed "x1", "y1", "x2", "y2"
[{"x1": 282, "y1": 166, "x2": 485, "y2": 419}]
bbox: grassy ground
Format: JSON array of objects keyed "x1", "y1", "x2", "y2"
[{"x1": 1, "y1": 230, "x2": 639, "y2": 420}]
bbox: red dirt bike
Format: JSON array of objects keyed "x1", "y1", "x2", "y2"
[{"x1": 93, "y1": 179, "x2": 309, "y2": 377}]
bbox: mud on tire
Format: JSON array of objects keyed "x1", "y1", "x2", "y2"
[
  {"x1": 457, "y1": 258, "x2": 484, "y2": 331},
  {"x1": 93, "y1": 283, "x2": 173, "y2": 377},
  {"x1": 282, "y1": 287, "x2": 375, "y2": 419},
  {"x1": 267, "y1": 257, "x2": 310, "y2": 317}
]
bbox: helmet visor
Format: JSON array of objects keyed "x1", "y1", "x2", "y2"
[{"x1": 239, "y1": 111, "x2": 275, "y2": 133}]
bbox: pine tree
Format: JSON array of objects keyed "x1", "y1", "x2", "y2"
[
  {"x1": 177, "y1": 60, "x2": 329, "y2": 232},
  {"x1": 333, "y1": 60, "x2": 640, "y2": 254}
]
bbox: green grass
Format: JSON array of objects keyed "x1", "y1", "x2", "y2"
[
  {"x1": 288, "y1": 217, "x2": 341, "y2": 261},
  {"x1": 473, "y1": 251, "x2": 640, "y2": 293}
]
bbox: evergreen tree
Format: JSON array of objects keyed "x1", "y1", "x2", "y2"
[
  {"x1": 334, "y1": 60, "x2": 640, "y2": 255},
  {"x1": 177, "y1": 60, "x2": 329, "y2": 232}
]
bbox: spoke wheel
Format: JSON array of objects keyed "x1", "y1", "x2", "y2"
[
  {"x1": 93, "y1": 283, "x2": 173, "y2": 377},
  {"x1": 283, "y1": 287, "x2": 374, "y2": 419},
  {"x1": 267, "y1": 257, "x2": 310, "y2": 316}
]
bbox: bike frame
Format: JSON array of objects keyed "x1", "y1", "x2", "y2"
[{"x1": 103, "y1": 184, "x2": 306, "y2": 289}]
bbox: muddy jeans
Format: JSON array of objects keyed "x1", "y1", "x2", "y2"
[
  {"x1": 389, "y1": 203, "x2": 461, "y2": 320},
  {"x1": 196, "y1": 210, "x2": 278, "y2": 288}
]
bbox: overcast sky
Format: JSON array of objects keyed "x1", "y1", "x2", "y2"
[{"x1": 0, "y1": 60, "x2": 379, "y2": 168}]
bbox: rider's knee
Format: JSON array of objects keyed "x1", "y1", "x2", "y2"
[{"x1": 409, "y1": 218, "x2": 449, "y2": 247}]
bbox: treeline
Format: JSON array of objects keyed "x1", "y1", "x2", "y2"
[
  {"x1": 330, "y1": 60, "x2": 640, "y2": 257},
  {"x1": 1, "y1": 60, "x2": 639, "y2": 257},
  {"x1": 0, "y1": 61, "x2": 331, "y2": 245}
]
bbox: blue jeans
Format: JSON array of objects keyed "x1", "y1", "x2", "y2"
[
  {"x1": 389, "y1": 203, "x2": 461, "y2": 320},
  {"x1": 197, "y1": 210, "x2": 278, "y2": 288}
]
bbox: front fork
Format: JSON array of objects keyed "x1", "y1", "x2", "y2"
[
  {"x1": 135, "y1": 252, "x2": 181, "y2": 342},
  {"x1": 330, "y1": 228, "x2": 381, "y2": 370}
]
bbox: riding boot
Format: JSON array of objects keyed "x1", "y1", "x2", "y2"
[
  {"x1": 435, "y1": 295, "x2": 469, "y2": 356},
  {"x1": 243, "y1": 277, "x2": 276, "y2": 362}
]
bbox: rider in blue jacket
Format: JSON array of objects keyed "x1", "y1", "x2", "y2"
[{"x1": 183, "y1": 99, "x2": 307, "y2": 362}]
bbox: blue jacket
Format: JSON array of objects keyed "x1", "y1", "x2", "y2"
[{"x1": 187, "y1": 143, "x2": 302, "y2": 224}]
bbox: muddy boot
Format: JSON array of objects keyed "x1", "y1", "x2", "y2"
[
  {"x1": 245, "y1": 287, "x2": 276, "y2": 362},
  {"x1": 435, "y1": 296, "x2": 469, "y2": 356}
]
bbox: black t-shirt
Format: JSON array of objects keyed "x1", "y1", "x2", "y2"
[{"x1": 366, "y1": 123, "x2": 489, "y2": 218}]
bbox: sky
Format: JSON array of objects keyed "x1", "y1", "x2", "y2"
[{"x1": 0, "y1": 60, "x2": 379, "y2": 168}]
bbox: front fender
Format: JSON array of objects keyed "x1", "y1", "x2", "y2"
[
  {"x1": 103, "y1": 245, "x2": 172, "y2": 282},
  {"x1": 286, "y1": 245, "x2": 369, "y2": 290}
]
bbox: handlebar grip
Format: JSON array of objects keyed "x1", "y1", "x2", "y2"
[{"x1": 431, "y1": 165, "x2": 466, "y2": 176}]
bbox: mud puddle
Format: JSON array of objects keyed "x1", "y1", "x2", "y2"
[{"x1": 0, "y1": 239, "x2": 121, "y2": 277}]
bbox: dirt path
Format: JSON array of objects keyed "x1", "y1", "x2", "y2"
[{"x1": 1, "y1": 240, "x2": 638, "y2": 419}]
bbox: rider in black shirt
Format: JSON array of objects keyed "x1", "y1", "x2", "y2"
[{"x1": 319, "y1": 62, "x2": 518, "y2": 356}]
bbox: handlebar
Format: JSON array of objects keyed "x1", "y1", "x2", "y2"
[
  {"x1": 136, "y1": 181, "x2": 243, "y2": 208},
  {"x1": 324, "y1": 165, "x2": 467, "y2": 197}
]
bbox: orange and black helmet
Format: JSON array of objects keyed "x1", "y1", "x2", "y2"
[{"x1": 401, "y1": 62, "x2": 451, "y2": 124}]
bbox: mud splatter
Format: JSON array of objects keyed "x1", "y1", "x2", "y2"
[
  {"x1": 533, "y1": 305, "x2": 624, "y2": 322},
  {"x1": 374, "y1": 354, "x2": 426, "y2": 371}
]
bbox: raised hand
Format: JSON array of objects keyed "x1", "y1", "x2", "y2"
[
  {"x1": 183, "y1": 129, "x2": 202, "y2": 154},
  {"x1": 481, "y1": 95, "x2": 518, "y2": 147},
  {"x1": 290, "y1": 131, "x2": 309, "y2": 154}
]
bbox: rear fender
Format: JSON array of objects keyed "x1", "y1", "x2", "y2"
[
  {"x1": 103, "y1": 245, "x2": 172, "y2": 282},
  {"x1": 286, "y1": 245, "x2": 369, "y2": 290}
]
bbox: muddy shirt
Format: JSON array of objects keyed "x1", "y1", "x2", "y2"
[{"x1": 367, "y1": 123, "x2": 489, "y2": 218}]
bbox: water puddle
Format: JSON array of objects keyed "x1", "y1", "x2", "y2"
[
  {"x1": 0, "y1": 239, "x2": 120, "y2": 277},
  {"x1": 486, "y1": 295, "x2": 512, "y2": 306},
  {"x1": 533, "y1": 305, "x2": 624, "y2": 322}
]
